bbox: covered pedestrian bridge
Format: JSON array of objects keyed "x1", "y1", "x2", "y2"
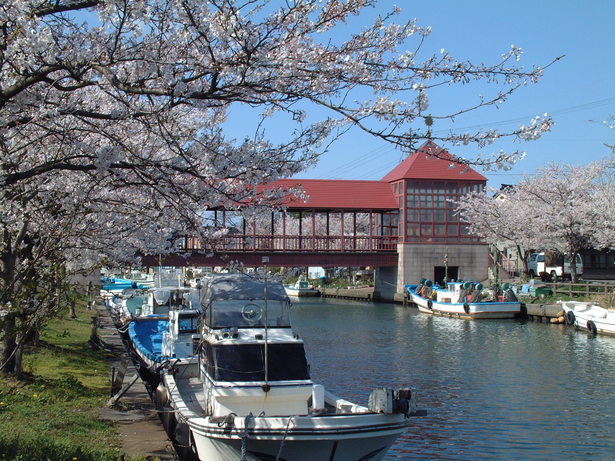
[{"x1": 145, "y1": 178, "x2": 400, "y2": 268}]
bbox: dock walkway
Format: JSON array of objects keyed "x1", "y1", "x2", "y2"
[{"x1": 94, "y1": 301, "x2": 176, "y2": 460}]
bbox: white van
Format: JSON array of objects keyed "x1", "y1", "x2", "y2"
[{"x1": 527, "y1": 251, "x2": 583, "y2": 281}]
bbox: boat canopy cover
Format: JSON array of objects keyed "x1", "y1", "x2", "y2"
[
  {"x1": 128, "y1": 318, "x2": 169, "y2": 363},
  {"x1": 201, "y1": 274, "x2": 289, "y2": 304},
  {"x1": 201, "y1": 274, "x2": 291, "y2": 328}
]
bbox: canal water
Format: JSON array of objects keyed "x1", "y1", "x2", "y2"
[{"x1": 290, "y1": 298, "x2": 615, "y2": 460}]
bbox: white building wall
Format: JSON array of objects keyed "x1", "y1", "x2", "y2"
[{"x1": 396, "y1": 243, "x2": 489, "y2": 294}]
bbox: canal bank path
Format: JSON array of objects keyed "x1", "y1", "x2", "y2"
[{"x1": 94, "y1": 301, "x2": 177, "y2": 460}]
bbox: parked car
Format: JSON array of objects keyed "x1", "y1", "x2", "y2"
[{"x1": 527, "y1": 251, "x2": 583, "y2": 281}]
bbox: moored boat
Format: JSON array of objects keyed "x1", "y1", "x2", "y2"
[
  {"x1": 100, "y1": 276, "x2": 150, "y2": 295},
  {"x1": 406, "y1": 279, "x2": 521, "y2": 319},
  {"x1": 284, "y1": 277, "x2": 321, "y2": 297},
  {"x1": 560, "y1": 301, "x2": 615, "y2": 336},
  {"x1": 140, "y1": 286, "x2": 200, "y2": 317},
  {"x1": 105, "y1": 289, "x2": 149, "y2": 325},
  {"x1": 158, "y1": 273, "x2": 420, "y2": 461},
  {"x1": 128, "y1": 307, "x2": 202, "y2": 380}
]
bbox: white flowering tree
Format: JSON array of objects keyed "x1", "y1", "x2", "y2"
[
  {"x1": 1, "y1": 0, "x2": 555, "y2": 375},
  {"x1": 592, "y1": 148, "x2": 615, "y2": 249},
  {"x1": 516, "y1": 161, "x2": 612, "y2": 282},
  {"x1": 458, "y1": 158, "x2": 615, "y2": 282},
  {"x1": 456, "y1": 187, "x2": 542, "y2": 276}
]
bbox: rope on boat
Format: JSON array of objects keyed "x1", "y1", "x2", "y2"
[{"x1": 276, "y1": 416, "x2": 295, "y2": 461}]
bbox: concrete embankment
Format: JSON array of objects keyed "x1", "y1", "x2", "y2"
[
  {"x1": 523, "y1": 303, "x2": 567, "y2": 323},
  {"x1": 321, "y1": 287, "x2": 567, "y2": 323}
]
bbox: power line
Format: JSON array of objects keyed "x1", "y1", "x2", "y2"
[{"x1": 433, "y1": 96, "x2": 615, "y2": 135}]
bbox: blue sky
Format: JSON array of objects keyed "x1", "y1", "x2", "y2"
[{"x1": 289, "y1": 0, "x2": 615, "y2": 189}]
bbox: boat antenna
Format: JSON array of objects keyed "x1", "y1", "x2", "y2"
[{"x1": 262, "y1": 256, "x2": 270, "y2": 393}]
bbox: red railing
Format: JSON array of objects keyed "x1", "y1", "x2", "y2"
[{"x1": 182, "y1": 234, "x2": 398, "y2": 253}]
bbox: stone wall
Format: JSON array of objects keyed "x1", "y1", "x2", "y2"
[{"x1": 396, "y1": 243, "x2": 489, "y2": 294}]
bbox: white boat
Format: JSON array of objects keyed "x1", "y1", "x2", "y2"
[
  {"x1": 125, "y1": 270, "x2": 156, "y2": 288},
  {"x1": 105, "y1": 288, "x2": 149, "y2": 325},
  {"x1": 157, "y1": 273, "x2": 419, "y2": 461},
  {"x1": 405, "y1": 280, "x2": 522, "y2": 319},
  {"x1": 560, "y1": 301, "x2": 615, "y2": 335},
  {"x1": 139, "y1": 286, "x2": 201, "y2": 317},
  {"x1": 284, "y1": 278, "x2": 321, "y2": 297}
]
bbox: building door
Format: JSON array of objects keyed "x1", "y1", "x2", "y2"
[{"x1": 434, "y1": 266, "x2": 458, "y2": 286}]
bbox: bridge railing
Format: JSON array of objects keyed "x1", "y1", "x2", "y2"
[{"x1": 182, "y1": 234, "x2": 398, "y2": 253}]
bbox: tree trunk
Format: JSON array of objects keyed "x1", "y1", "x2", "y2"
[
  {"x1": 13, "y1": 336, "x2": 23, "y2": 378},
  {"x1": 518, "y1": 245, "x2": 530, "y2": 277},
  {"x1": 0, "y1": 313, "x2": 18, "y2": 374},
  {"x1": 570, "y1": 252, "x2": 579, "y2": 283}
]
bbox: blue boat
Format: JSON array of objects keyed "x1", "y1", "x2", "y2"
[
  {"x1": 128, "y1": 308, "x2": 202, "y2": 378},
  {"x1": 101, "y1": 276, "x2": 150, "y2": 293}
]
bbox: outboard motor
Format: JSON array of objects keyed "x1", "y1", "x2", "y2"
[{"x1": 368, "y1": 388, "x2": 420, "y2": 417}]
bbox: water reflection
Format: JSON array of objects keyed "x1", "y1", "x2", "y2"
[{"x1": 291, "y1": 299, "x2": 615, "y2": 460}]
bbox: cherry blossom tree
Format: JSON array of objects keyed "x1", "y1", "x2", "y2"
[
  {"x1": 1, "y1": 0, "x2": 556, "y2": 375},
  {"x1": 516, "y1": 161, "x2": 610, "y2": 282},
  {"x1": 458, "y1": 158, "x2": 615, "y2": 282},
  {"x1": 456, "y1": 186, "x2": 541, "y2": 276}
]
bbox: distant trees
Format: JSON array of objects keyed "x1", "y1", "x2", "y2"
[
  {"x1": 1, "y1": 0, "x2": 555, "y2": 376},
  {"x1": 458, "y1": 157, "x2": 615, "y2": 282}
]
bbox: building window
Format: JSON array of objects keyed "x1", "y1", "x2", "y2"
[{"x1": 404, "y1": 180, "x2": 483, "y2": 243}]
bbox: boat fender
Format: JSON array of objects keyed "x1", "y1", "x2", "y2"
[
  {"x1": 565, "y1": 311, "x2": 575, "y2": 326},
  {"x1": 463, "y1": 302, "x2": 470, "y2": 314},
  {"x1": 587, "y1": 320, "x2": 598, "y2": 335},
  {"x1": 154, "y1": 384, "x2": 168, "y2": 409},
  {"x1": 427, "y1": 299, "x2": 433, "y2": 310}
]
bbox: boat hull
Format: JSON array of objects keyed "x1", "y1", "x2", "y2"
[
  {"x1": 408, "y1": 288, "x2": 521, "y2": 319},
  {"x1": 162, "y1": 370, "x2": 409, "y2": 461},
  {"x1": 561, "y1": 301, "x2": 615, "y2": 336},
  {"x1": 284, "y1": 287, "x2": 321, "y2": 297},
  {"x1": 189, "y1": 425, "x2": 402, "y2": 461}
]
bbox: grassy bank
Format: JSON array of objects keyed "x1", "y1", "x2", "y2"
[{"x1": 0, "y1": 298, "x2": 136, "y2": 461}]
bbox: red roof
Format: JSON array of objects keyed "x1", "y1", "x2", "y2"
[
  {"x1": 381, "y1": 141, "x2": 487, "y2": 182},
  {"x1": 265, "y1": 179, "x2": 398, "y2": 210},
  {"x1": 259, "y1": 142, "x2": 485, "y2": 210}
]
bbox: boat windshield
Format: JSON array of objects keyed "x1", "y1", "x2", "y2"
[
  {"x1": 153, "y1": 288, "x2": 195, "y2": 308},
  {"x1": 206, "y1": 299, "x2": 291, "y2": 328},
  {"x1": 207, "y1": 343, "x2": 310, "y2": 382},
  {"x1": 177, "y1": 313, "x2": 200, "y2": 334}
]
